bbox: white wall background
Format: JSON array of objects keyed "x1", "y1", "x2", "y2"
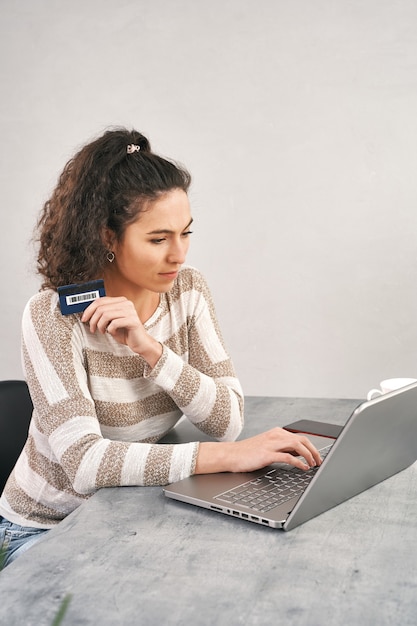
[{"x1": 1, "y1": 0, "x2": 417, "y2": 399}]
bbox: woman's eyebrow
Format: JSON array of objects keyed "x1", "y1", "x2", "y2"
[{"x1": 146, "y1": 218, "x2": 194, "y2": 235}]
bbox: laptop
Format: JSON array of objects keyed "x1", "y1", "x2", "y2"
[{"x1": 164, "y1": 382, "x2": 417, "y2": 530}]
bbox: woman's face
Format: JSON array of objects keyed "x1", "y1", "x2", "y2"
[{"x1": 106, "y1": 188, "x2": 193, "y2": 295}]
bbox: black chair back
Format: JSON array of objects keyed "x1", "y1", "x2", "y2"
[{"x1": 0, "y1": 380, "x2": 33, "y2": 493}]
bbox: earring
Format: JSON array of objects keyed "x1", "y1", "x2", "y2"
[{"x1": 107, "y1": 251, "x2": 115, "y2": 263}]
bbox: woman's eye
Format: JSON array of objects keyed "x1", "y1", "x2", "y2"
[{"x1": 150, "y1": 231, "x2": 192, "y2": 244}]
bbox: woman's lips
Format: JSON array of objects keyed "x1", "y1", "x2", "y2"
[{"x1": 159, "y1": 271, "x2": 178, "y2": 280}]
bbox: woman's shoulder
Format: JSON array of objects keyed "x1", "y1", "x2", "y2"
[
  {"x1": 23, "y1": 289, "x2": 75, "y2": 329},
  {"x1": 164, "y1": 266, "x2": 214, "y2": 315},
  {"x1": 169, "y1": 266, "x2": 214, "y2": 304},
  {"x1": 25, "y1": 289, "x2": 59, "y2": 314},
  {"x1": 175, "y1": 265, "x2": 209, "y2": 292}
]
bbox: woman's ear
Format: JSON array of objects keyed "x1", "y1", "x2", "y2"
[{"x1": 102, "y1": 227, "x2": 116, "y2": 251}]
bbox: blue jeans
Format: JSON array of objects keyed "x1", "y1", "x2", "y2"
[{"x1": 0, "y1": 516, "x2": 49, "y2": 569}]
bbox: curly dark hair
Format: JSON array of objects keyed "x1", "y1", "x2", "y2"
[{"x1": 36, "y1": 127, "x2": 192, "y2": 290}]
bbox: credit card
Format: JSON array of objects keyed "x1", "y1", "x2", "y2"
[{"x1": 58, "y1": 279, "x2": 106, "y2": 315}]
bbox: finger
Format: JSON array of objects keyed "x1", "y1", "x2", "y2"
[
  {"x1": 297, "y1": 442, "x2": 321, "y2": 467},
  {"x1": 283, "y1": 440, "x2": 319, "y2": 468},
  {"x1": 298, "y1": 436, "x2": 323, "y2": 465},
  {"x1": 81, "y1": 301, "x2": 98, "y2": 323},
  {"x1": 83, "y1": 302, "x2": 133, "y2": 334},
  {"x1": 279, "y1": 452, "x2": 311, "y2": 471},
  {"x1": 284, "y1": 432, "x2": 322, "y2": 463},
  {"x1": 81, "y1": 297, "x2": 127, "y2": 323},
  {"x1": 94, "y1": 309, "x2": 134, "y2": 334}
]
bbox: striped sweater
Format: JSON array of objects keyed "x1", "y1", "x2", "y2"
[{"x1": 0, "y1": 266, "x2": 244, "y2": 528}]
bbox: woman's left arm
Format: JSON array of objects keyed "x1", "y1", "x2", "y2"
[
  {"x1": 144, "y1": 271, "x2": 244, "y2": 441},
  {"x1": 146, "y1": 343, "x2": 244, "y2": 441}
]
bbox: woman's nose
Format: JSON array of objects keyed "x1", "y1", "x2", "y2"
[{"x1": 167, "y1": 238, "x2": 188, "y2": 264}]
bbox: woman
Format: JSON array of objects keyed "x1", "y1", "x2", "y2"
[{"x1": 0, "y1": 128, "x2": 321, "y2": 567}]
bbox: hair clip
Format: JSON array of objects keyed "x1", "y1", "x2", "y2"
[{"x1": 127, "y1": 144, "x2": 141, "y2": 154}]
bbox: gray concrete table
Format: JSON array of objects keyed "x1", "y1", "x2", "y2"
[{"x1": 1, "y1": 396, "x2": 417, "y2": 626}]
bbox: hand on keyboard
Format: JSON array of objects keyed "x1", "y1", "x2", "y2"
[
  {"x1": 222, "y1": 427, "x2": 323, "y2": 474},
  {"x1": 195, "y1": 427, "x2": 324, "y2": 476}
]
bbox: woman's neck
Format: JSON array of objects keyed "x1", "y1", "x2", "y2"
[{"x1": 102, "y1": 275, "x2": 161, "y2": 324}]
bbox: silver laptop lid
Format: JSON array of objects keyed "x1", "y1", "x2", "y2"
[{"x1": 284, "y1": 381, "x2": 417, "y2": 529}]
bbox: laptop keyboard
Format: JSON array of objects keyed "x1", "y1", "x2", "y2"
[{"x1": 214, "y1": 445, "x2": 332, "y2": 514}]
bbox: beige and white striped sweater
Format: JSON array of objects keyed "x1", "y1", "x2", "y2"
[{"x1": 0, "y1": 267, "x2": 244, "y2": 528}]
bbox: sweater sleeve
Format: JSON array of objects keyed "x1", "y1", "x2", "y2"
[{"x1": 144, "y1": 270, "x2": 244, "y2": 441}]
